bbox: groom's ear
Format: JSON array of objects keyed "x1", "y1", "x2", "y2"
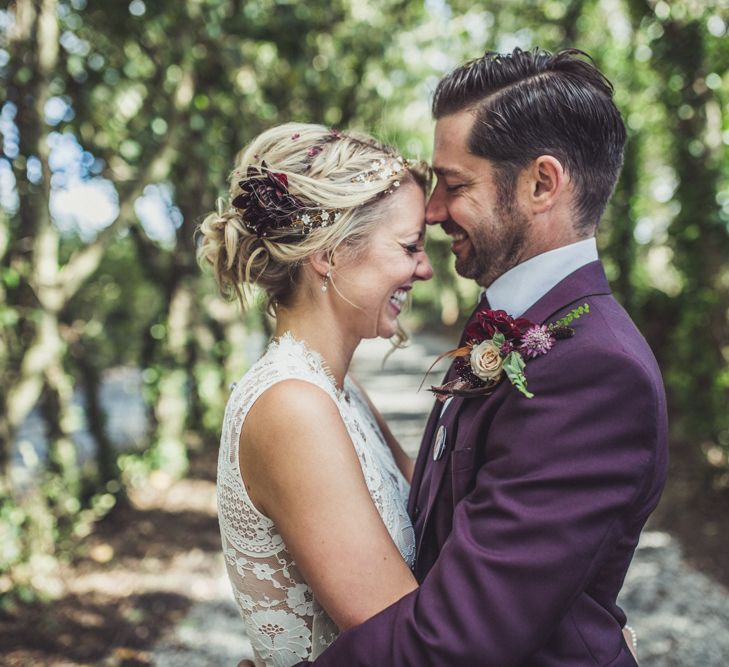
[{"x1": 525, "y1": 155, "x2": 566, "y2": 213}]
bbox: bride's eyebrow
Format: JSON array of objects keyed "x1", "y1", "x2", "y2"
[{"x1": 403, "y1": 229, "x2": 426, "y2": 241}]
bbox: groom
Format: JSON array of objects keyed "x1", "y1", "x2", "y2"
[{"x1": 296, "y1": 47, "x2": 668, "y2": 666}]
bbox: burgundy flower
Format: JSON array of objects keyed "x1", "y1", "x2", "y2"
[
  {"x1": 499, "y1": 339, "x2": 514, "y2": 356},
  {"x1": 465, "y1": 309, "x2": 533, "y2": 343},
  {"x1": 231, "y1": 162, "x2": 301, "y2": 237}
]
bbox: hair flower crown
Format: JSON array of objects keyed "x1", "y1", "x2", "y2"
[{"x1": 231, "y1": 146, "x2": 409, "y2": 239}]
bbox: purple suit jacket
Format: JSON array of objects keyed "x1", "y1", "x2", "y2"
[{"x1": 302, "y1": 261, "x2": 668, "y2": 666}]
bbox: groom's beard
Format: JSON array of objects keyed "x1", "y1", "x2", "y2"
[{"x1": 456, "y1": 200, "x2": 531, "y2": 289}]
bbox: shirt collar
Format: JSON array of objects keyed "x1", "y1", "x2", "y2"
[{"x1": 485, "y1": 238, "x2": 599, "y2": 317}]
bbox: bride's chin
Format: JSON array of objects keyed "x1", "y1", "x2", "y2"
[{"x1": 379, "y1": 320, "x2": 398, "y2": 340}]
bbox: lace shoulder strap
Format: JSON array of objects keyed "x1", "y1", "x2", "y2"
[{"x1": 227, "y1": 332, "x2": 344, "y2": 432}]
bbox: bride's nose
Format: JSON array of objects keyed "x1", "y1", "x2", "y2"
[{"x1": 415, "y1": 252, "x2": 434, "y2": 282}]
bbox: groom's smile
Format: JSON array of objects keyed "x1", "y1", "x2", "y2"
[{"x1": 441, "y1": 220, "x2": 468, "y2": 252}]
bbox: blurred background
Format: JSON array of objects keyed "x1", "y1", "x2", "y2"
[{"x1": 1, "y1": 0, "x2": 728, "y2": 665}]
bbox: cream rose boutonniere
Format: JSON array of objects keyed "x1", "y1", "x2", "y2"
[
  {"x1": 470, "y1": 340, "x2": 504, "y2": 383},
  {"x1": 426, "y1": 304, "x2": 591, "y2": 400}
]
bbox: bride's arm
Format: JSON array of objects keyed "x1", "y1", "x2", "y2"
[
  {"x1": 348, "y1": 376, "x2": 414, "y2": 482},
  {"x1": 239, "y1": 379, "x2": 418, "y2": 631}
]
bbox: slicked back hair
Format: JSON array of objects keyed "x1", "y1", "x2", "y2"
[{"x1": 432, "y1": 48, "x2": 627, "y2": 230}]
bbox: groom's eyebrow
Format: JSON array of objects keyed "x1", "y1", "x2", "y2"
[{"x1": 433, "y1": 166, "x2": 468, "y2": 179}]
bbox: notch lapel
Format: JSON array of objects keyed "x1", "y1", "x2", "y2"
[
  {"x1": 408, "y1": 401, "x2": 441, "y2": 517},
  {"x1": 409, "y1": 293, "x2": 488, "y2": 516},
  {"x1": 414, "y1": 395, "x2": 467, "y2": 557}
]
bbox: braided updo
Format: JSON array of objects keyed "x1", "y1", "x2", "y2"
[{"x1": 197, "y1": 123, "x2": 430, "y2": 312}]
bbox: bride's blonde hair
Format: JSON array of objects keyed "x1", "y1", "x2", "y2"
[{"x1": 197, "y1": 122, "x2": 430, "y2": 314}]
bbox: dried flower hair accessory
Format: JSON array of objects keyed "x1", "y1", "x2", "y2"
[
  {"x1": 231, "y1": 162, "x2": 340, "y2": 239},
  {"x1": 424, "y1": 304, "x2": 591, "y2": 401},
  {"x1": 352, "y1": 155, "x2": 406, "y2": 194},
  {"x1": 303, "y1": 128, "x2": 343, "y2": 165}
]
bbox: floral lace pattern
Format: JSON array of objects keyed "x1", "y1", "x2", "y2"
[{"x1": 217, "y1": 333, "x2": 415, "y2": 667}]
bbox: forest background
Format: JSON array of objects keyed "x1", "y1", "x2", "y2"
[{"x1": 1, "y1": 0, "x2": 728, "y2": 628}]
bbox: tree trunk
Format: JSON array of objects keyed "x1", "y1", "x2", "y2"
[{"x1": 70, "y1": 340, "x2": 118, "y2": 487}]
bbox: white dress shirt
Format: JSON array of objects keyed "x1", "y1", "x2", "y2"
[{"x1": 485, "y1": 237, "x2": 599, "y2": 317}]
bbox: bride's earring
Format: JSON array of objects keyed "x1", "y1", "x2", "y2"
[{"x1": 321, "y1": 269, "x2": 331, "y2": 293}]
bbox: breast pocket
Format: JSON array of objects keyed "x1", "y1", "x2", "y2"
[{"x1": 450, "y1": 447, "x2": 476, "y2": 505}]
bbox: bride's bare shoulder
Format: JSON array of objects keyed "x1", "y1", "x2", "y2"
[
  {"x1": 243, "y1": 379, "x2": 344, "y2": 445},
  {"x1": 238, "y1": 378, "x2": 354, "y2": 517}
]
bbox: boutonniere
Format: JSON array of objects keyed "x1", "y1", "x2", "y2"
[{"x1": 426, "y1": 304, "x2": 590, "y2": 401}]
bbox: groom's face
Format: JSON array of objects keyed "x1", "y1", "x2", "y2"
[{"x1": 427, "y1": 110, "x2": 531, "y2": 288}]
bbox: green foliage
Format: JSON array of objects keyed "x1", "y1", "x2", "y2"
[
  {"x1": 503, "y1": 351, "x2": 534, "y2": 400},
  {"x1": 551, "y1": 304, "x2": 591, "y2": 329}
]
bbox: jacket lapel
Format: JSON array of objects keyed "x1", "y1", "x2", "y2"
[
  {"x1": 409, "y1": 293, "x2": 489, "y2": 515},
  {"x1": 415, "y1": 394, "x2": 468, "y2": 558},
  {"x1": 425, "y1": 395, "x2": 466, "y2": 508},
  {"x1": 408, "y1": 400, "x2": 441, "y2": 517}
]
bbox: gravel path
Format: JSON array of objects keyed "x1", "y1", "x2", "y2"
[{"x1": 152, "y1": 335, "x2": 729, "y2": 666}]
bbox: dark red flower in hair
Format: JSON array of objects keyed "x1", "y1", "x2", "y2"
[{"x1": 231, "y1": 162, "x2": 301, "y2": 237}]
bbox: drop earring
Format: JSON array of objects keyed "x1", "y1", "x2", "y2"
[{"x1": 321, "y1": 269, "x2": 331, "y2": 292}]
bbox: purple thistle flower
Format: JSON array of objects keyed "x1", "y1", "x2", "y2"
[{"x1": 520, "y1": 325, "x2": 556, "y2": 359}]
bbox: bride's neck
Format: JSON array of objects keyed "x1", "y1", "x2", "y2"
[{"x1": 274, "y1": 303, "x2": 359, "y2": 391}]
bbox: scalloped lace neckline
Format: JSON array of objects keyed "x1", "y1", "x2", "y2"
[{"x1": 269, "y1": 332, "x2": 349, "y2": 402}]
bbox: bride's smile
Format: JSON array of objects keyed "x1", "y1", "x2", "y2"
[{"x1": 326, "y1": 182, "x2": 433, "y2": 341}]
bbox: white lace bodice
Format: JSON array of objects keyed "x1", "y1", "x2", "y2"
[{"x1": 217, "y1": 333, "x2": 415, "y2": 667}]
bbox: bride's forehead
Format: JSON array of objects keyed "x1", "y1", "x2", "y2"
[{"x1": 374, "y1": 207, "x2": 425, "y2": 239}]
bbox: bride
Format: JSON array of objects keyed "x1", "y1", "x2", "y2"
[{"x1": 198, "y1": 123, "x2": 433, "y2": 667}]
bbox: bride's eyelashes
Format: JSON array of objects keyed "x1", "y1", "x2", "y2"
[{"x1": 401, "y1": 242, "x2": 425, "y2": 255}]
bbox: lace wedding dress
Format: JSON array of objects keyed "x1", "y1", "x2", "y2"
[{"x1": 217, "y1": 333, "x2": 416, "y2": 667}]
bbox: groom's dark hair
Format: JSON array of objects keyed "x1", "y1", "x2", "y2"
[{"x1": 432, "y1": 47, "x2": 627, "y2": 230}]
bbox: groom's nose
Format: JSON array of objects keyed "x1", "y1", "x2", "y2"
[{"x1": 425, "y1": 182, "x2": 447, "y2": 226}]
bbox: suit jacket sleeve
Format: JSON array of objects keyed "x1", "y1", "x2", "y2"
[{"x1": 297, "y1": 320, "x2": 665, "y2": 667}]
